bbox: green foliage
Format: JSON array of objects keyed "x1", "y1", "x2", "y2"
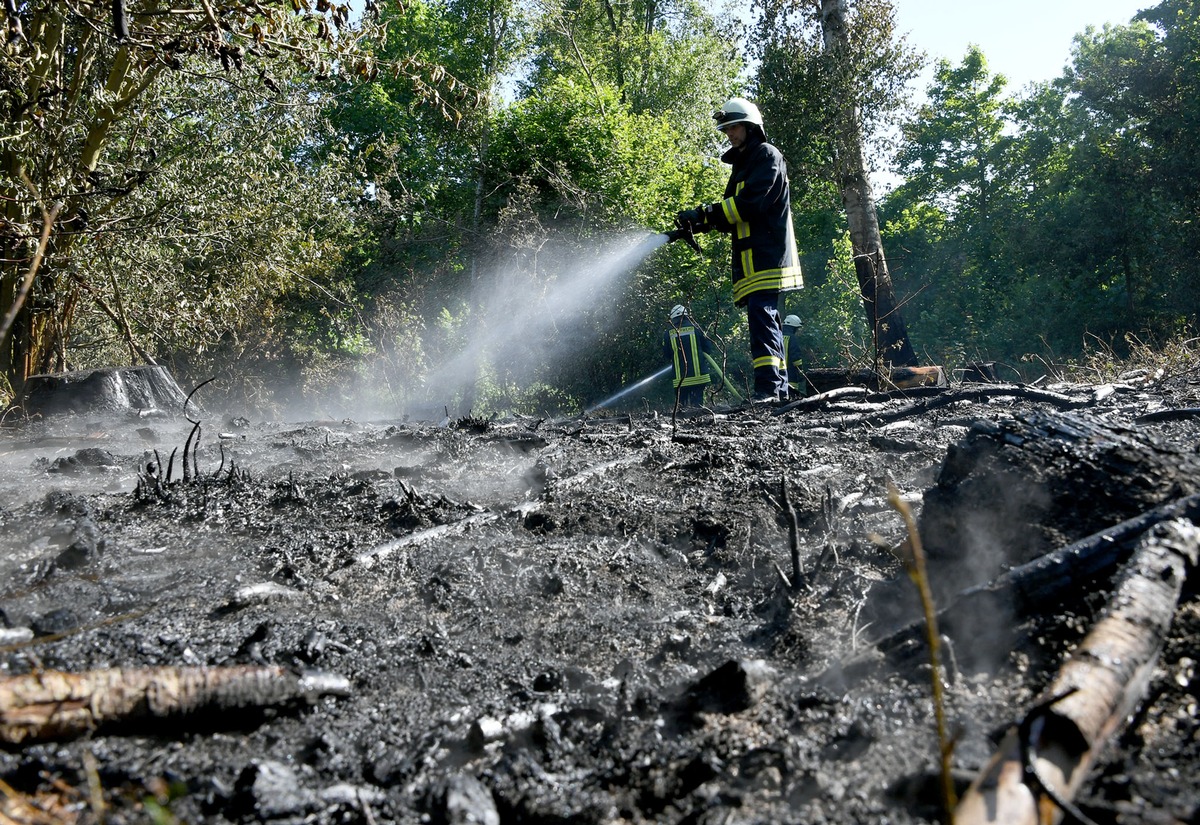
[
  {"x1": 0, "y1": 0, "x2": 405, "y2": 384},
  {"x1": 465, "y1": 76, "x2": 743, "y2": 410},
  {"x1": 7, "y1": 0, "x2": 1196, "y2": 416},
  {"x1": 881, "y1": 7, "x2": 1200, "y2": 372},
  {"x1": 60, "y1": 59, "x2": 369, "y2": 406},
  {"x1": 892, "y1": 46, "x2": 1010, "y2": 220},
  {"x1": 524, "y1": 0, "x2": 745, "y2": 146},
  {"x1": 783, "y1": 234, "x2": 870, "y2": 368}
]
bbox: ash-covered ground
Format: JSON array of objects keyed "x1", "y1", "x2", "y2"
[{"x1": 1, "y1": 374, "x2": 1198, "y2": 824}]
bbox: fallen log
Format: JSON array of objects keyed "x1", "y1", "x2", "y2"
[
  {"x1": 1135, "y1": 407, "x2": 1200, "y2": 425},
  {"x1": 779, "y1": 383, "x2": 1087, "y2": 423},
  {"x1": 954, "y1": 518, "x2": 1199, "y2": 825},
  {"x1": 0, "y1": 666, "x2": 351, "y2": 746}
]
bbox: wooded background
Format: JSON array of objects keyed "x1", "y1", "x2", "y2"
[{"x1": 2, "y1": 0, "x2": 1196, "y2": 415}]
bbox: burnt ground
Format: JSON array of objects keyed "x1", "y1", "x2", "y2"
[{"x1": 1, "y1": 373, "x2": 1199, "y2": 825}]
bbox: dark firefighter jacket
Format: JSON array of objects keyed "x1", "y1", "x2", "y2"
[
  {"x1": 707, "y1": 133, "x2": 803, "y2": 305},
  {"x1": 663, "y1": 318, "x2": 713, "y2": 390}
]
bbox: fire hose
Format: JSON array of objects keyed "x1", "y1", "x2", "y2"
[{"x1": 703, "y1": 353, "x2": 742, "y2": 402}]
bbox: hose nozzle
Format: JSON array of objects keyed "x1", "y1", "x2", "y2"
[{"x1": 664, "y1": 227, "x2": 702, "y2": 254}]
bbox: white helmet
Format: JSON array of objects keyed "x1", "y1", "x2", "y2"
[
  {"x1": 670, "y1": 305, "x2": 687, "y2": 320},
  {"x1": 783, "y1": 315, "x2": 801, "y2": 328},
  {"x1": 713, "y1": 97, "x2": 764, "y2": 132}
]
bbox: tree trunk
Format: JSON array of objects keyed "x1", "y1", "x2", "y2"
[{"x1": 819, "y1": 0, "x2": 917, "y2": 368}]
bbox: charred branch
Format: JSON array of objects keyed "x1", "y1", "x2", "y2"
[
  {"x1": 183, "y1": 376, "x2": 215, "y2": 425},
  {"x1": 780, "y1": 383, "x2": 1088, "y2": 424},
  {"x1": 862, "y1": 410, "x2": 1200, "y2": 635},
  {"x1": 868, "y1": 493, "x2": 1200, "y2": 673},
  {"x1": 0, "y1": 666, "x2": 351, "y2": 745},
  {"x1": 781, "y1": 473, "x2": 802, "y2": 590},
  {"x1": 181, "y1": 420, "x2": 199, "y2": 482},
  {"x1": 135, "y1": 422, "x2": 245, "y2": 503}
]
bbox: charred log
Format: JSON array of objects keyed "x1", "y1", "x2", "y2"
[
  {"x1": 797, "y1": 366, "x2": 946, "y2": 397},
  {"x1": 867, "y1": 493, "x2": 1200, "y2": 674},
  {"x1": 864, "y1": 411, "x2": 1200, "y2": 634},
  {"x1": 922, "y1": 411, "x2": 1200, "y2": 567},
  {"x1": 955, "y1": 518, "x2": 1199, "y2": 825}
]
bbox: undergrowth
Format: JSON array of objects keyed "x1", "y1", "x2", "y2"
[{"x1": 1024, "y1": 333, "x2": 1199, "y2": 387}]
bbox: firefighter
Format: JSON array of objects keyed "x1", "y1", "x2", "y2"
[
  {"x1": 663, "y1": 304, "x2": 713, "y2": 407},
  {"x1": 675, "y1": 97, "x2": 803, "y2": 405},
  {"x1": 782, "y1": 314, "x2": 803, "y2": 396}
]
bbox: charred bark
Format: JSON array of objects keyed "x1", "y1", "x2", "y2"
[
  {"x1": 868, "y1": 493, "x2": 1200, "y2": 673},
  {"x1": 862, "y1": 410, "x2": 1200, "y2": 649},
  {"x1": 920, "y1": 411, "x2": 1200, "y2": 568}
]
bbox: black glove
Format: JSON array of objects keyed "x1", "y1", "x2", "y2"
[{"x1": 675, "y1": 206, "x2": 706, "y2": 230}]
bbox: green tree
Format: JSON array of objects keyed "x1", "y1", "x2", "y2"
[
  {"x1": 0, "y1": 0, "x2": 450, "y2": 397},
  {"x1": 524, "y1": 0, "x2": 744, "y2": 147},
  {"x1": 998, "y1": 12, "x2": 1194, "y2": 356},
  {"x1": 364, "y1": 0, "x2": 747, "y2": 413},
  {"x1": 884, "y1": 46, "x2": 1017, "y2": 360},
  {"x1": 1067, "y1": 5, "x2": 1200, "y2": 329},
  {"x1": 753, "y1": 0, "x2": 921, "y2": 367},
  {"x1": 892, "y1": 47, "x2": 1009, "y2": 223},
  {"x1": 72, "y1": 65, "x2": 373, "y2": 410}
]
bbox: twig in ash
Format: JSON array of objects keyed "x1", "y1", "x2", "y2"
[
  {"x1": 184, "y1": 376, "x2": 217, "y2": 425},
  {"x1": 780, "y1": 473, "x2": 802, "y2": 589},
  {"x1": 181, "y1": 420, "x2": 200, "y2": 482}
]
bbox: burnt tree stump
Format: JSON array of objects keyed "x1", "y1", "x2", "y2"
[
  {"x1": 921, "y1": 411, "x2": 1200, "y2": 571},
  {"x1": 865, "y1": 410, "x2": 1200, "y2": 638},
  {"x1": 18, "y1": 365, "x2": 189, "y2": 418}
]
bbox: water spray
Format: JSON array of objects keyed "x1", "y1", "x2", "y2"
[
  {"x1": 584, "y1": 365, "x2": 672, "y2": 414},
  {"x1": 415, "y1": 231, "x2": 671, "y2": 416}
]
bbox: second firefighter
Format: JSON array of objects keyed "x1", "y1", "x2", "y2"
[{"x1": 664, "y1": 304, "x2": 713, "y2": 407}]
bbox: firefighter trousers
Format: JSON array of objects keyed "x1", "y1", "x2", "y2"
[{"x1": 746, "y1": 291, "x2": 787, "y2": 399}]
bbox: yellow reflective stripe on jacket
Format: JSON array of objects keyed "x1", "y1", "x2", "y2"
[
  {"x1": 732, "y1": 267, "x2": 803, "y2": 303},
  {"x1": 721, "y1": 182, "x2": 749, "y2": 239},
  {"x1": 753, "y1": 354, "x2": 784, "y2": 370},
  {"x1": 670, "y1": 327, "x2": 712, "y2": 388}
]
